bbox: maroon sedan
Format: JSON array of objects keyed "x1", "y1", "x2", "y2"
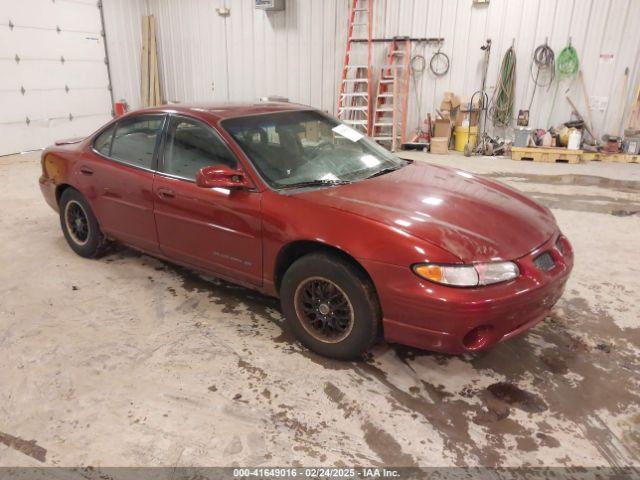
[{"x1": 39, "y1": 102, "x2": 573, "y2": 359}]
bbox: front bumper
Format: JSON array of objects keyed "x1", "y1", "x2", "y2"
[{"x1": 360, "y1": 234, "x2": 574, "y2": 354}]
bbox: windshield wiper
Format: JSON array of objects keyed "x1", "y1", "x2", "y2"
[
  {"x1": 279, "y1": 179, "x2": 352, "y2": 190},
  {"x1": 366, "y1": 166, "x2": 402, "y2": 179}
]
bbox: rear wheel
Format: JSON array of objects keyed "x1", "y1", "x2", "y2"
[
  {"x1": 280, "y1": 253, "x2": 380, "y2": 360},
  {"x1": 59, "y1": 189, "x2": 105, "y2": 258}
]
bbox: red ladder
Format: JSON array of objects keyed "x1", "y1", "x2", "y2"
[
  {"x1": 337, "y1": 0, "x2": 373, "y2": 135},
  {"x1": 372, "y1": 37, "x2": 411, "y2": 149}
]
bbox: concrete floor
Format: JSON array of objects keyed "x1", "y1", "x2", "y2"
[{"x1": 0, "y1": 151, "x2": 639, "y2": 468}]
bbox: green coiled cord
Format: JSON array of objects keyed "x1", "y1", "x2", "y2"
[
  {"x1": 491, "y1": 46, "x2": 516, "y2": 127},
  {"x1": 556, "y1": 44, "x2": 579, "y2": 80}
]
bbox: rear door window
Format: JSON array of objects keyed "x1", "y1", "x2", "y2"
[{"x1": 110, "y1": 115, "x2": 164, "y2": 170}]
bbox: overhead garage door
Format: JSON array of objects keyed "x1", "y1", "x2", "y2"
[{"x1": 0, "y1": 0, "x2": 113, "y2": 156}]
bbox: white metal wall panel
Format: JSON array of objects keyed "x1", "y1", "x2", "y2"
[
  {"x1": 104, "y1": 0, "x2": 640, "y2": 140},
  {"x1": 0, "y1": 0, "x2": 113, "y2": 155},
  {"x1": 156, "y1": 0, "x2": 230, "y2": 102},
  {"x1": 101, "y1": 0, "x2": 149, "y2": 110}
]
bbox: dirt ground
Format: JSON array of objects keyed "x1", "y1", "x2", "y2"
[{"x1": 0, "y1": 151, "x2": 639, "y2": 468}]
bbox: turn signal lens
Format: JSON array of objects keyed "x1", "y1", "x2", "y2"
[
  {"x1": 413, "y1": 261, "x2": 519, "y2": 287},
  {"x1": 414, "y1": 264, "x2": 443, "y2": 283}
]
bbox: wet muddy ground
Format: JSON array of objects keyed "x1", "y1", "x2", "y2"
[{"x1": 0, "y1": 152, "x2": 638, "y2": 467}]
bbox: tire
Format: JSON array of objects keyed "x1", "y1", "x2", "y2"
[
  {"x1": 485, "y1": 143, "x2": 494, "y2": 156},
  {"x1": 280, "y1": 252, "x2": 381, "y2": 360},
  {"x1": 59, "y1": 188, "x2": 105, "y2": 258},
  {"x1": 463, "y1": 142, "x2": 472, "y2": 157}
]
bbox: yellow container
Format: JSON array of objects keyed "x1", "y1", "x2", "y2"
[{"x1": 454, "y1": 126, "x2": 478, "y2": 152}]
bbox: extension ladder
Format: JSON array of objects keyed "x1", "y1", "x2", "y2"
[
  {"x1": 336, "y1": 0, "x2": 373, "y2": 135},
  {"x1": 372, "y1": 37, "x2": 411, "y2": 149}
]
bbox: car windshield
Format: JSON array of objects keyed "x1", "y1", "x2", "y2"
[{"x1": 221, "y1": 110, "x2": 408, "y2": 189}]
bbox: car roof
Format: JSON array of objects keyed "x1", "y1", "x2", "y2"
[{"x1": 134, "y1": 101, "x2": 315, "y2": 121}]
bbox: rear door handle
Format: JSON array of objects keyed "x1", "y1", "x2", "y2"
[
  {"x1": 79, "y1": 166, "x2": 94, "y2": 175},
  {"x1": 157, "y1": 187, "x2": 175, "y2": 199}
]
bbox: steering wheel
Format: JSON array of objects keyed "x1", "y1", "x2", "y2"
[{"x1": 308, "y1": 139, "x2": 335, "y2": 158}]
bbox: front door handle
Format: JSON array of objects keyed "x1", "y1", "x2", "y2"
[
  {"x1": 157, "y1": 187, "x2": 175, "y2": 199},
  {"x1": 79, "y1": 166, "x2": 94, "y2": 176}
]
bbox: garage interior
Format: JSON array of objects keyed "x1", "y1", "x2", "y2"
[{"x1": 1, "y1": 0, "x2": 640, "y2": 474}]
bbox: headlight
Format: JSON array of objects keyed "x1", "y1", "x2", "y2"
[{"x1": 413, "y1": 261, "x2": 519, "y2": 287}]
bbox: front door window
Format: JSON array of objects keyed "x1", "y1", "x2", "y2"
[{"x1": 162, "y1": 116, "x2": 237, "y2": 180}]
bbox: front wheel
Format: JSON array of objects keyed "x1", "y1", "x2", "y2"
[
  {"x1": 59, "y1": 189, "x2": 105, "y2": 258},
  {"x1": 280, "y1": 253, "x2": 381, "y2": 360}
]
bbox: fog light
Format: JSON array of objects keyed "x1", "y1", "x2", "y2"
[{"x1": 463, "y1": 325, "x2": 494, "y2": 350}]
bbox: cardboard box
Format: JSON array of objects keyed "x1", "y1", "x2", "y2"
[
  {"x1": 430, "y1": 137, "x2": 449, "y2": 154},
  {"x1": 455, "y1": 109, "x2": 479, "y2": 127},
  {"x1": 440, "y1": 92, "x2": 461, "y2": 113},
  {"x1": 433, "y1": 119, "x2": 452, "y2": 139},
  {"x1": 440, "y1": 100, "x2": 453, "y2": 112},
  {"x1": 442, "y1": 91, "x2": 461, "y2": 108}
]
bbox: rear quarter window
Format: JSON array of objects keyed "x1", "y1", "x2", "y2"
[{"x1": 94, "y1": 125, "x2": 115, "y2": 156}]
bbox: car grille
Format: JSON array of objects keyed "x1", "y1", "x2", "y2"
[{"x1": 534, "y1": 252, "x2": 555, "y2": 272}]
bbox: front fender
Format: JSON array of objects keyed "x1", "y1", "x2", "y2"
[{"x1": 261, "y1": 190, "x2": 460, "y2": 292}]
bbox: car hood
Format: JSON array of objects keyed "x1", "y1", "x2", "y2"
[{"x1": 295, "y1": 161, "x2": 557, "y2": 263}]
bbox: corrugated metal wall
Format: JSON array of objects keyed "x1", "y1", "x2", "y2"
[
  {"x1": 102, "y1": 0, "x2": 150, "y2": 109},
  {"x1": 103, "y1": 0, "x2": 640, "y2": 138}
]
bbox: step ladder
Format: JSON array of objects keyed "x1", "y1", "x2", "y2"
[
  {"x1": 372, "y1": 37, "x2": 411, "y2": 150},
  {"x1": 337, "y1": 0, "x2": 373, "y2": 135}
]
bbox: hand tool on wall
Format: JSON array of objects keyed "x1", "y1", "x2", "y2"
[
  {"x1": 578, "y1": 70, "x2": 595, "y2": 136},
  {"x1": 479, "y1": 39, "x2": 491, "y2": 109},
  {"x1": 614, "y1": 67, "x2": 630, "y2": 136},
  {"x1": 464, "y1": 39, "x2": 496, "y2": 156},
  {"x1": 566, "y1": 95, "x2": 595, "y2": 140},
  {"x1": 429, "y1": 42, "x2": 450, "y2": 77}
]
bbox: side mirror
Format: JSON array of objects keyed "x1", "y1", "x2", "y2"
[{"x1": 195, "y1": 165, "x2": 252, "y2": 189}]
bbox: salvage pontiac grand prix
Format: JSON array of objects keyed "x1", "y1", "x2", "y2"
[{"x1": 39, "y1": 102, "x2": 573, "y2": 359}]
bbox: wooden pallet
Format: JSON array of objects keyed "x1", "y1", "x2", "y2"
[
  {"x1": 581, "y1": 152, "x2": 639, "y2": 163},
  {"x1": 581, "y1": 152, "x2": 600, "y2": 162},
  {"x1": 599, "y1": 153, "x2": 640, "y2": 163},
  {"x1": 511, "y1": 147, "x2": 582, "y2": 164}
]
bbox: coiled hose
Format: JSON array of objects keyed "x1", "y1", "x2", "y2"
[
  {"x1": 529, "y1": 43, "x2": 555, "y2": 109},
  {"x1": 556, "y1": 43, "x2": 579, "y2": 80},
  {"x1": 491, "y1": 46, "x2": 516, "y2": 127},
  {"x1": 531, "y1": 43, "x2": 555, "y2": 86},
  {"x1": 546, "y1": 43, "x2": 579, "y2": 125}
]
